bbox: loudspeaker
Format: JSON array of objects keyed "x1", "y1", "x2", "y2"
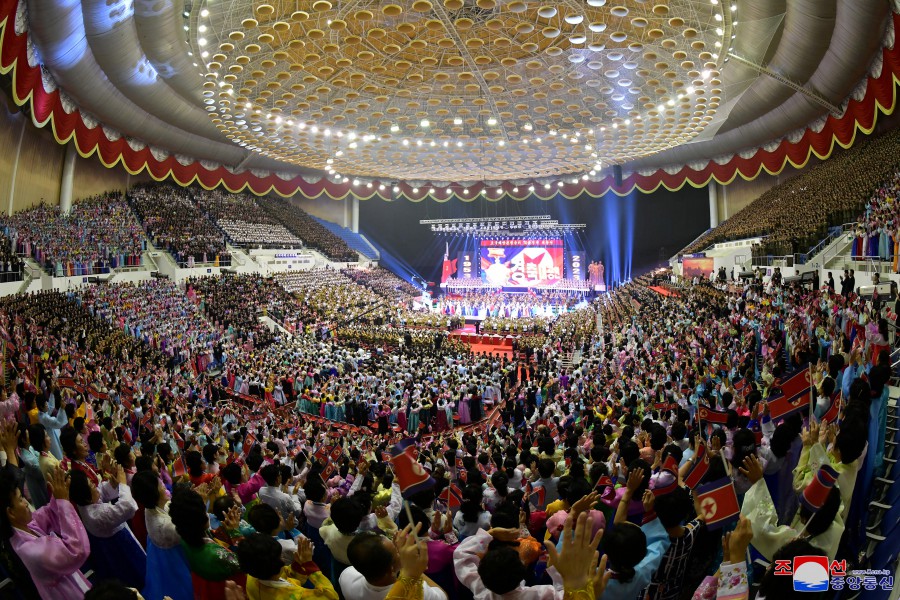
[{"x1": 613, "y1": 165, "x2": 623, "y2": 187}]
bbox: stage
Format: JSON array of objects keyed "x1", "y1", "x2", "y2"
[{"x1": 449, "y1": 324, "x2": 515, "y2": 357}]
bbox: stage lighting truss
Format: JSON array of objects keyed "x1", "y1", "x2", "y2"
[{"x1": 423, "y1": 215, "x2": 584, "y2": 236}]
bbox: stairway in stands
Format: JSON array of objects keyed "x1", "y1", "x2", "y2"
[{"x1": 310, "y1": 217, "x2": 380, "y2": 260}]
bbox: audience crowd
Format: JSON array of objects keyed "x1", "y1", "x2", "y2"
[
  {"x1": 128, "y1": 185, "x2": 231, "y2": 268},
  {"x1": 852, "y1": 169, "x2": 900, "y2": 271},
  {"x1": 683, "y1": 130, "x2": 900, "y2": 257},
  {"x1": 257, "y1": 199, "x2": 358, "y2": 262},
  {"x1": 0, "y1": 251, "x2": 887, "y2": 600},
  {"x1": 193, "y1": 190, "x2": 305, "y2": 249},
  {"x1": 0, "y1": 196, "x2": 144, "y2": 277},
  {"x1": 0, "y1": 231, "x2": 23, "y2": 283}
]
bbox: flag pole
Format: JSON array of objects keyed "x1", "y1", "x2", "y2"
[{"x1": 808, "y1": 363, "x2": 814, "y2": 423}]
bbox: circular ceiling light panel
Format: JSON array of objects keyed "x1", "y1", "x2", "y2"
[{"x1": 200, "y1": 0, "x2": 728, "y2": 180}]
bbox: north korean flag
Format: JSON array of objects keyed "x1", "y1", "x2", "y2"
[
  {"x1": 819, "y1": 391, "x2": 842, "y2": 425},
  {"x1": 683, "y1": 441, "x2": 710, "y2": 489},
  {"x1": 767, "y1": 393, "x2": 811, "y2": 421},
  {"x1": 390, "y1": 437, "x2": 435, "y2": 498},
  {"x1": 439, "y1": 482, "x2": 463, "y2": 510},
  {"x1": 698, "y1": 406, "x2": 729, "y2": 425},
  {"x1": 694, "y1": 477, "x2": 740, "y2": 530}
]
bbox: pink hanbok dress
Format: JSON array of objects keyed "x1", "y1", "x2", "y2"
[{"x1": 10, "y1": 497, "x2": 92, "y2": 599}]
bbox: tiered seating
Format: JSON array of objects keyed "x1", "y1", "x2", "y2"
[
  {"x1": 193, "y1": 189, "x2": 304, "y2": 248},
  {"x1": 78, "y1": 280, "x2": 223, "y2": 371},
  {"x1": 850, "y1": 169, "x2": 900, "y2": 264},
  {"x1": 683, "y1": 129, "x2": 900, "y2": 256},
  {"x1": 0, "y1": 230, "x2": 23, "y2": 282},
  {"x1": 0, "y1": 194, "x2": 144, "y2": 276},
  {"x1": 341, "y1": 266, "x2": 421, "y2": 304},
  {"x1": 312, "y1": 216, "x2": 378, "y2": 259},
  {"x1": 128, "y1": 184, "x2": 231, "y2": 267},
  {"x1": 187, "y1": 273, "x2": 299, "y2": 347},
  {"x1": 257, "y1": 198, "x2": 357, "y2": 262}
]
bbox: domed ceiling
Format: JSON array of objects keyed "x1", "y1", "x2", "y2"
[{"x1": 19, "y1": 0, "x2": 895, "y2": 184}]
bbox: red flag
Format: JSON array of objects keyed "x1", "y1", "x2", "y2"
[
  {"x1": 457, "y1": 468, "x2": 467, "y2": 483},
  {"x1": 697, "y1": 405, "x2": 729, "y2": 425},
  {"x1": 528, "y1": 483, "x2": 546, "y2": 508},
  {"x1": 389, "y1": 438, "x2": 435, "y2": 498},
  {"x1": 172, "y1": 455, "x2": 187, "y2": 478},
  {"x1": 594, "y1": 475, "x2": 614, "y2": 491},
  {"x1": 242, "y1": 432, "x2": 256, "y2": 457},
  {"x1": 694, "y1": 478, "x2": 740, "y2": 530},
  {"x1": 322, "y1": 463, "x2": 336, "y2": 480},
  {"x1": 819, "y1": 391, "x2": 841, "y2": 425},
  {"x1": 439, "y1": 482, "x2": 463, "y2": 509},
  {"x1": 140, "y1": 407, "x2": 154, "y2": 428},
  {"x1": 455, "y1": 457, "x2": 464, "y2": 470},
  {"x1": 774, "y1": 365, "x2": 812, "y2": 400},
  {"x1": 441, "y1": 258, "x2": 458, "y2": 284},
  {"x1": 660, "y1": 455, "x2": 679, "y2": 477},
  {"x1": 330, "y1": 445, "x2": 343, "y2": 462},
  {"x1": 766, "y1": 393, "x2": 811, "y2": 421},
  {"x1": 683, "y1": 442, "x2": 709, "y2": 489}
]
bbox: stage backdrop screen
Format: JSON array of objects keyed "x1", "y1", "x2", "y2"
[
  {"x1": 479, "y1": 239, "x2": 563, "y2": 288},
  {"x1": 682, "y1": 257, "x2": 714, "y2": 279}
]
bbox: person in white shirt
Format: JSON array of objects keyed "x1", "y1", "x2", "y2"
[
  {"x1": 247, "y1": 502, "x2": 302, "y2": 566},
  {"x1": 340, "y1": 531, "x2": 448, "y2": 600},
  {"x1": 69, "y1": 465, "x2": 146, "y2": 590},
  {"x1": 257, "y1": 463, "x2": 304, "y2": 520}
]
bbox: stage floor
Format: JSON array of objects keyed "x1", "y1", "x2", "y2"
[{"x1": 450, "y1": 324, "x2": 514, "y2": 357}]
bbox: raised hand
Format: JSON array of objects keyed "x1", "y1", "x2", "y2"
[
  {"x1": 295, "y1": 536, "x2": 314, "y2": 564},
  {"x1": 394, "y1": 524, "x2": 429, "y2": 579},
  {"x1": 224, "y1": 504, "x2": 242, "y2": 531},
  {"x1": 623, "y1": 467, "x2": 645, "y2": 499},
  {"x1": 570, "y1": 490, "x2": 600, "y2": 517},
  {"x1": 722, "y1": 516, "x2": 753, "y2": 564},
  {"x1": 47, "y1": 467, "x2": 70, "y2": 501},
  {"x1": 544, "y1": 511, "x2": 607, "y2": 596},
  {"x1": 739, "y1": 455, "x2": 764, "y2": 484}
]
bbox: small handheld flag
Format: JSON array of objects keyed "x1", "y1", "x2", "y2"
[
  {"x1": 390, "y1": 437, "x2": 435, "y2": 498},
  {"x1": 694, "y1": 477, "x2": 740, "y2": 530},
  {"x1": 800, "y1": 465, "x2": 839, "y2": 513},
  {"x1": 683, "y1": 442, "x2": 710, "y2": 489}
]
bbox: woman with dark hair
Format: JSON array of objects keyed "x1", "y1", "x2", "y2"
[
  {"x1": 452, "y1": 484, "x2": 491, "y2": 539},
  {"x1": 740, "y1": 454, "x2": 844, "y2": 560},
  {"x1": 59, "y1": 427, "x2": 100, "y2": 486},
  {"x1": 169, "y1": 486, "x2": 245, "y2": 600},
  {"x1": 17, "y1": 423, "x2": 47, "y2": 509},
  {"x1": 184, "y1": 449, "x2": 215, "y2": 486},
  {"x1": 131, "y1": 470, "x2": 193, "y2": 600},
  {"x1": 730, "y1": 428, "x2": 761, "y2": 496},
  {"x1": 2, "y1": 467, "x2": 91, "y2": 598},
  {"x1": 69, "y1": 465, "x2": 147, "y2": 589}
]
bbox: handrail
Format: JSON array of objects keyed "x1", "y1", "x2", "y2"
[{"x1": 670, "y1": 227, "x2": 713, "y2": 261}]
